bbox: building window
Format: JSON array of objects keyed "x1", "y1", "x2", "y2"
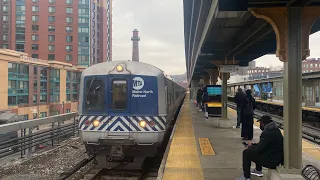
[
  {"x1": 40, "y1": 95, "x2": 47, "y2": 103},
  {"x1": 48, "y1": 45, "x2": 55, "y2": 51},
  {"x1": 66, "y1": 35, "x2": 73, "y2": 42},
  {"x1": 32, "y1": 5, "x2": 39, "y2": 12},
  {"x1": 32, "y1": 54, "x2": 39, "y2": 58},
  {"x1": 48, "y1": 35, "x2": 55, "y2": 42},
  {"x1": 66, "y1": 17, "x2": 73, "y2": 23},
  {"x1": 3, "y1": 5, "x2": 9, "y2": 12},
  {"x1": 3, "y1": 44, "x2": 8, "y2": 49},
  {"x1": 78, "y1": 18, "x2": 89, "y2": 24},
  {"x1": 48, "y1": 25, "x2": 55, "y2": 32},
  {"x1": 33, "y1": 113, "x2": 37, "y2": 119},
  {"x1": 79, "y1": 36, "x2": 89, "y2": 43},
  {"x1": 66, "y1": 26, "x2": 73, "y2": 32},
  {"x1": 22, "y1": 114, "x2": 28, "y2": 120},
  {"x1": 66, "y1": 0, "x2": 73, "y2": 4},
  {"x1": 16, "y1": 5, "x2": 26, "y2": 12},
  {"x1": 48, "y1": 6, "x2": 56, "y2": 13},
  {"x1": 66, "y1": 7, "x2": 73, "y2": 14},
  {"x1": 32, "y1": 25, "x2": 39, "y2": 31},
  {"x1": 32, "y1": 15, "x2": 39, "y2": 22},
  {"x1": 78, "y1": 27, "x2": 89, "y2": 33},
  {"x1": 33, "y1": 95, "x2": 37, "y2": 104},
  {"x1": 32, "y1": 44, "x2": 39, "y2": 50},
  {"x1": 16, "y1": 44, "x2": 25, "y2": 52},
  {"x1": 32, "y1": 34, "x2": 39, "y2": 41},
  {"x1": 66, "y1": 54, "x2": 72, "y2": 61},
  {"x1": 32, "y1": 0, "x2": 39, "y2": 2},
  {"x1": 48, "y1": 54, "x2": 55, "y2": 60},
  {"x1": 79, "y1": 0, "x2": 89, "y2": 5},
  {"x1": 3, "y1": 15, "x2": 9, "y2": 21},
  {"x1": 8, "y1": 63, "x2": 29, "y2": 106},
  {"x1": 16, "y1": 34, "x2": 25, "y2": 42},
  {"x1": 40, "y1": 112, "x2": 47, "y2": 118},
  {"x1": 2, "y1": 34, "x2": 8, "y2": 41},
  {"x1": 50, "y1": 69, "x2": 60, "y2": 102},
  {"x1": 66, "y1": 45, "x2": 73, "y2": 52},
  {"x1": 48, "y1": 16, "x2": 55, "y2": 22},
  {"x1": 49, "y1": 0, "x2": 56, "y2": 3}
]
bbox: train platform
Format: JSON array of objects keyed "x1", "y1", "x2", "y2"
[
  {"x1": 159, "y1": 96, "x2": 320, "y2": 180},
  {"x1": 255, "y1": 99, "x2": 320, "y2": 112}
]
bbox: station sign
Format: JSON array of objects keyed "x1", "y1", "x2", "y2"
[
  {"x1": 220, "y1": 65, "x2": 239, "y2": 73},
  {"x1": 20, "y1": 55, "x2": 48, "y2": 64}
]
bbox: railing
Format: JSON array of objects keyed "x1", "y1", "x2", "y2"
[{"x1": 0, "y1": 112, "x2": 78, "y2": 159}]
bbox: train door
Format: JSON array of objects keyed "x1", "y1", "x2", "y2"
[{"x1": 108, "y1": 75, "x2": 131, "y2": 138}]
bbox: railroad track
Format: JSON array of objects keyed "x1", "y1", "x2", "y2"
[
  {"x1": 227, "y1": 102, "x2": 320, "y2": 145},
  {"x1": 80, "y1": 168, "x2": 158, "y2": 180}
]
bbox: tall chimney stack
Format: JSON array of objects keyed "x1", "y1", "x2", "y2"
[{"x1": 131, "y1": 29, "x2": 140, "y2": 62}]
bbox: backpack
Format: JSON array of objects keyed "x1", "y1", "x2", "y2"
[{"x1": 242, "y1": 97, "x2": 254, "y2": 116}]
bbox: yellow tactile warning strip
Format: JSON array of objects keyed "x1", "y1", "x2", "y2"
[
  {"x1": 163, "y1": 96, "x2": 204, "y2": 180},
  {"x1": 198, "y1": 138, "x2": 216, "y2": 155},
  {"x1": 229, "y1": 108, "x2": 320, "y2": 161},
  {"x1": 255, "y1": 99, "x2": 320, "y2": 113}
]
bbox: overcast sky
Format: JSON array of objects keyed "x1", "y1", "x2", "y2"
[{"x1": 112, "y1": 0, "x2": 320, "y2": 75}]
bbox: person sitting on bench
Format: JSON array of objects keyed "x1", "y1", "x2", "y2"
[{"x1": 236, "y1": 115, "x2": 284, "y2": 180}]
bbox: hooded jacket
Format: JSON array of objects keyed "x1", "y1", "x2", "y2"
[{"x1": 249, "y1": 121, "x2": 284, "y2": 168}]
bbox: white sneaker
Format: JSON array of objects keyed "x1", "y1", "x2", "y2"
[{"x1": 251, "y1": 169, "x2": 263, "y2": 177}]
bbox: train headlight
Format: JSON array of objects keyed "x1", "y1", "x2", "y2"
[
  {"x1": 116, "y1": 65, "x2": 123, "y2": 72},
  {"x1": 139, "y1": 120, "x2": 147, "y2": 128},
  {"x1": 92, "y1": 120, "x2": 100, "y2": 127}
]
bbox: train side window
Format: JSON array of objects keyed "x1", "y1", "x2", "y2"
[
  {"x1": 112, "y1": 80, "x2": 127, "y2": 110},
  {"x1": 86, "y1": 79, "x2": 104, "y2": 110}
]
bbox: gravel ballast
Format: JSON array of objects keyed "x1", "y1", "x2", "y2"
[{"x1": 0, "y1": 137, "x2": 90, "y2": 180}]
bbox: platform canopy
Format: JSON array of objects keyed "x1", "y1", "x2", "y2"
[{"x1": 184, "y1": 0, "x2": 320, "y2": 82}]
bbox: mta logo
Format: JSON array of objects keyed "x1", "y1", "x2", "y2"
[{"x1": 133, "y1": 77, "x2": 144, "y2": 90}]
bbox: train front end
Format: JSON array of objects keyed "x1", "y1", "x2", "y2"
[{"x1": 78, "y1": 61, "x2": 167, "y2": 168}]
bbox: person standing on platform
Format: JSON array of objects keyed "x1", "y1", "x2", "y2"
[
  {"x1": 202, "y1": 87, "x2": 209, "y2": 119},
  {"x1": 241, "y1": 89, "x2": 255, "y2": 140},
  {"x1": 196, "y1": 88, "x2": 203, "y2": 111},
  {"x1": 235, "y1": 88, "x2": 246, "y2": 128}
]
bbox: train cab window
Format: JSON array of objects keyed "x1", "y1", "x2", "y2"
[
  {"x1": 112, "y1": 80, "x2": 127, "y2": 110},
  {"x1": 86, "y1": 79, "x2": 104, "y2": 110}
]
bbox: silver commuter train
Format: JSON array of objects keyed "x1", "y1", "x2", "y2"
[{"x1": 78, "y1": 61, "x2": 185, "y2": 168}]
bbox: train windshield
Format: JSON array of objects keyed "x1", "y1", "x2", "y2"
[
  {"x1": 86, "y1": 79, "x2": 104, "y2": 110},
  {"x1": 112, "y1": 80, "x2": 127, "y2": 110}
]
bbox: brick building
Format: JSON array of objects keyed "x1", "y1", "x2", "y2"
[{"x1": 0, "y1": 0, "x2": 112, "y2": 67}]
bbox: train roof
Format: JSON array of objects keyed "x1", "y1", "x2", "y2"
[
  {"x1": 0, "y1": 112, "x2": 24, "y2": 124},
  {"x1": 82, "y1": 61, "x2": 164, "y2": 77}
]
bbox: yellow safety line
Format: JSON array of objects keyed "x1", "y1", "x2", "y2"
[
  {"x1": 163, "y1": 96, "x2": 204, "y2": 180},
  {"x1": 255, "y1": 99, "x2": 320, "y2": 112},
  {"x1": 229, "y1": 108, "x2": 320, "y2": 160},
  {"x1": 198, "y1": 138, "x2": 215, "y2": 155}
]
